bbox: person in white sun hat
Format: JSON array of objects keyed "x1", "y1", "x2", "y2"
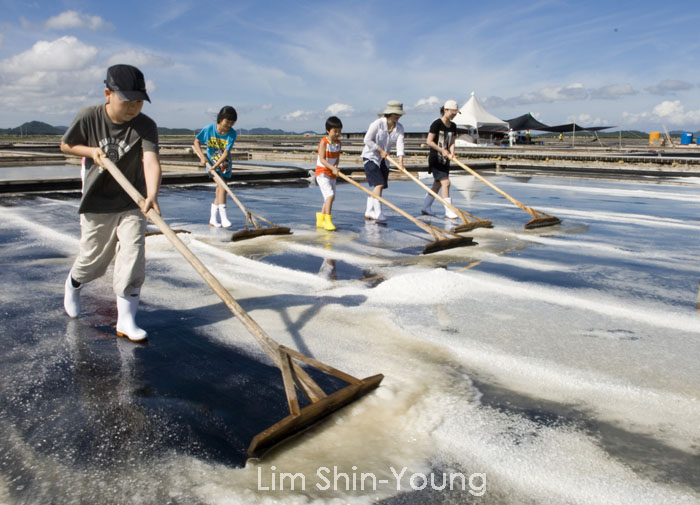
[
  {"x1": 422, "y1": 99, "x2": 459, "y2": 218},
  {"x1": 360, "y1": 100, "x2": 406, "y2": 224}
]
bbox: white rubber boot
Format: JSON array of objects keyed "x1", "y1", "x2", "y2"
[
  {"x1": 218, "y1": 204, "x2": 232, "y2": 228},
  {"x1": 421, "y1": 194, "x2": 435, "y2": 216},
  {"x1": 444, "y1": 197, "x2": 459, "y2": 219},
  {"x1": 116, "y1": 293, "x2": 147, "y2": 342},
  {"x1": 364, "y1": 196, "x2": 376, "y2": 221},
  {"x1": 209, "y1": 204, "x2": 221, "y2": 227},
  {"x1": 373, "y1": 198, "x2": 387, "y2": 223},
  {"x1": 63, "y1": 272, "x2": 81, "y2": 318}
]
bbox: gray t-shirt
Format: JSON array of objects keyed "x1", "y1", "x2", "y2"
[{"x1": 62, "y1": 104, "x2": 159, "y2": 213}]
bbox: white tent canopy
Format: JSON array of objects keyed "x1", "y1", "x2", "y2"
[{"x1": 453, "y1": 92, "x2": 508, "y2": 131}]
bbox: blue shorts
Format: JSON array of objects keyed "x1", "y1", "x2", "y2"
[
  {"x1": 207, "y1": 167, "x2": 232, "y2": 180},
  {"x1": 363, "y1": 159, "x2": 389, "y2": 188}
]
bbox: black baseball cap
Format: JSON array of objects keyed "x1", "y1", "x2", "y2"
[{"x1": 104, "y1": 64, "x2": 151, "y2": 102}]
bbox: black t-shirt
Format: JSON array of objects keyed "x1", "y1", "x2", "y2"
[
  {"x1": 62, "y1": 104, "x2": 159, "y2": 214},
  {"x1": 428, "y1": 118, "x2": 456, "y2": 171}
]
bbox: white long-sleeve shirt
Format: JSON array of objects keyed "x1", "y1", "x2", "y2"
[{"x1": 361, "y1": 117, "x2": 405, "y2": 164}]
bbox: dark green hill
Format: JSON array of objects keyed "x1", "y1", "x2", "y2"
[
  {"x1": 0, "y1": 121, "x2": 67, "y2": 135},
  {"x1": 0, "y1": 122, "x2": 318, "y2": 137},
  {"x1": 158, "y1": 127, "x2": 197, "y2": 135}
]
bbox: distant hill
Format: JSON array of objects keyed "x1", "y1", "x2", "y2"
[
  {"x1": 236, "y1": 127, "x2": 318, "y2": 136},
  {"x1": 669, "y1": 129, "x2": 700, "y2": 137},
  {"x1": 3, "y1": 122, "x2": 696, "y2": 139},
  {"x1": 537, "y1": 130, "x2": 665, "y2": 139},
  {"x1": 158, "y1": 127, "x2": 197, "y2": 135},
  {"x1": 0, "y1": 121, "x2": 67, "y2": 135},
  {"x1": 0, "y1": 121, "x2": 317, "y2": 136},
  {"x1": 163, "y1": 127, "x2": 317, "y2": 136},
  {"x1": 596, "y1": 130, "x2": 650, "y2": 139}
]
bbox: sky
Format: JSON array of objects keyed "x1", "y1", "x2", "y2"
[{"x1": 1, "y1": 0, "x2": 699, "y2": 133}]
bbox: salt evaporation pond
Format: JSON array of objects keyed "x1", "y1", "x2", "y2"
[{"x1": 0, "y1": 169, "x2": 699, "y2": 505}]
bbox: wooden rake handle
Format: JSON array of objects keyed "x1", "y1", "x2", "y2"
[
  {"x1": 335, "y1": 170, "x2": 452, "y2": 241},
  {"x1": 101, "y1": 157, "x2": 326, "y2": 400},
  {"x1": 211, "y1": 169, "x2": 284, "y2": 229},
  {"x1": 384, "y1": 155, "x2": 476, "y2": 223},
  {"x1": 210, "y1": 169, "x2": 257, "y2": 224},
  {"x1": 103, "y1": 158, "x2": 278, "y2": 355},
  {"x1": 452, "y1": 157, "x2": 543, "y2": 218}
]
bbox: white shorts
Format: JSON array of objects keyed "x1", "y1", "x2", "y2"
[{"x1": 316, "y1": 173, "x2": 337, "y2": 199}]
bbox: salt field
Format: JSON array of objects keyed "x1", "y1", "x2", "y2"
[{"x1": 1, "y1": 169, "x2": 699, "y2": 505}]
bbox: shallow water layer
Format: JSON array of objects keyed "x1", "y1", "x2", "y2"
[
  {"x1": 0, "y1": 170, "x2": 699, "y2": 505},
  {"x1": 0, "y1": 164, "x2": 80, "y2": 180}
]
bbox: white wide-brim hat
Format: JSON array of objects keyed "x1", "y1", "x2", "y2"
[{"x1": 382, "y1": 100, "x2": 404, "y2": 116}]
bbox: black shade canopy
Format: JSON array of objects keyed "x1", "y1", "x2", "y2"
[
  {"x1": 539, "y1": 123, "x2": 615, "y2": 133},
  {"x1": 505, "y1": 113, "x2": 551, "y2": 131}
]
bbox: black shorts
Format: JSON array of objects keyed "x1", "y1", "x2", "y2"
[
  {"x1": 431, "y1": 166, "x2": 450, "y2": 181},
  {"x1": 363, "y1": 159, "x2": 389, "y2": 188}
]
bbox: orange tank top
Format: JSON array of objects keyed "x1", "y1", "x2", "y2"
[{"x1": 315, "y1": 137, "x2": 341, "y2": 178}]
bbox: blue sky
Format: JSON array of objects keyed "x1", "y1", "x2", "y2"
[{"x1": 1, "y1": 0, "x2": 699, "y2": 132}]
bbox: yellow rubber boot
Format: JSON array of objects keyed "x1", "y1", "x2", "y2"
[
  {"x1": 316, "y1": 212, "x2": 324, "y2": 227},
  {"x1": 323, "y1": 214, "x2": 336, "y2": 231}
]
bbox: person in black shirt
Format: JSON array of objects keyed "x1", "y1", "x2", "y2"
[{"x1": 422, "y1": 100, "x2": 458, "y2": 218}]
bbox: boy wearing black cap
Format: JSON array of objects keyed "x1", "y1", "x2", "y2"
[{"x1": 60, "y1": 64, "x2": 162, "y2": 342}]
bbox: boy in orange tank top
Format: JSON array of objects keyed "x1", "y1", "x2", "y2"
[{"x1": 315, "y1": 116, "x2": 343, "y2": 231}]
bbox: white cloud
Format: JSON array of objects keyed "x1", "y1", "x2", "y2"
[
  {"x1": 281, "y1": 110, "x2": 314, "y2": 121},
  {"x1": 542, "y1": 83, "x2": 587, "y2": 102},
  {"x1": 412, "y1": 96, "x2": 441, "y2": 112},
  {"x1": 0, "y1": 33, "x2": 4, "y2": 49},
  {"x1": 589, "y1": 83, "x2": 637, "y2": 100},
  {"x1": 0, "y1": 36, "x2": 103, "y2": 120},
  {"x1": 261, "y1": 104, "x2": 273, "y2": 110},
  {"x1": 621, "y1": 110, "x2": 649, "y2": 125},
  {"x1": 325, "y1": 103, "x2": 354, "y2": 116},
  {"x1": 105, "y1": 49, "x2": 170, "y2": 68},
  {"x1": 652, "y1": 100, "x2": 700, "y2": 125},
  {"x1": 645, "y1": 79, "x2": 695, "y2": 95},
  {"x1": 487, "y1": 83, "x2": 589, "y2": 108},
  {"x1": 484, "y1": 82, "x2": 641, "y2": 110},
  {"x1": 45, "y1": 10, "x2": 107, "y2": 31},
  {"x1": 653, "y1": 101, "x2": 685, "y2": 118},
  {"x1": 623, "y1": 100, "x2": 700, "y2": 127},
  {"x1": 151, "y1": 2, "x2": 194, "y2": 29},
  {"x1": 482, "y1": 96, "x2": 506, "y2": 108},
  {"x1": 566, "y1": 113, "x2": 608, "y2": 126},
  {"x1": 0, "y1": 36, "x2": 98, "y2": 74}
]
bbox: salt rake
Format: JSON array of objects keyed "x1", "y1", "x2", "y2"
[
  {"x1": 384, "y1": 155, "x2": 493, "y2": 232},
  {"x1": 210, "y1": 170, "x2": 291, "y2": 241},
  {"x1": 335, "y1": 171, "x2": 475, "y2": 254},
  {"x1": 453, "y1": 158, "x2": 561, "y2": 229},
  {"x1": 102, "y1": 157, "x2": 383, "y2": 459}
]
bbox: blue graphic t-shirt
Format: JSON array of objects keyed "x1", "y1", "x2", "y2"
[{"x1": 196, "y1": 123, "x2": 237, "y2": 177}]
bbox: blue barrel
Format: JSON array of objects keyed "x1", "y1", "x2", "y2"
[{"x1": 681, "y1": 132, "x2": 693, "y2": 145}]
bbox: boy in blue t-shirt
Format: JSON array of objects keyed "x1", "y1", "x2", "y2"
[{"x1": 193, "y1": 106, "x2": 238, "y2": 227}]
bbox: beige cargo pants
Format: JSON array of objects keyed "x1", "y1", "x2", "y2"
[{"x1": 70, "y1": 209, "x2": 146, "y2": 297}]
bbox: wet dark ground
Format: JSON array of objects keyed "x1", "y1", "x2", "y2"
[{"x1": 1, "y1": 171, "x2": 700, "y2": 504}]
